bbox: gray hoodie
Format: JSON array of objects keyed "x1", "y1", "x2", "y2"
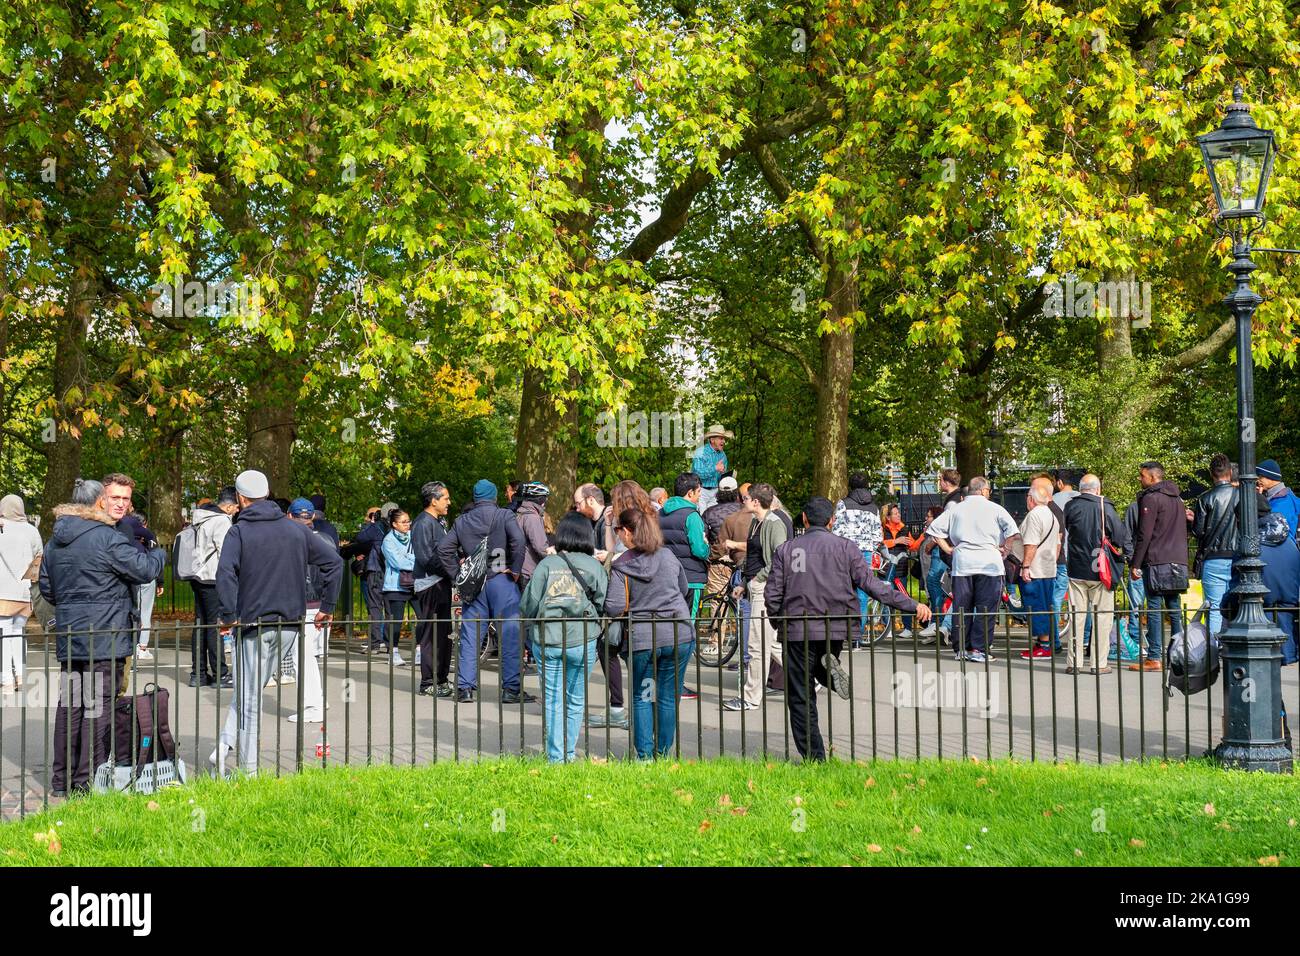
[{"x1": 603, "y1": 546, "x2": 693, "y2": 652}]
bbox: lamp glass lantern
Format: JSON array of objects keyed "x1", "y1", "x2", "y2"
[{"x1": 1197, "y1": 86, "x2": 1275, "y2": 221}]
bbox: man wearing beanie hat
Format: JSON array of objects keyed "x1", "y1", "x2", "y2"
[
  {"x1": 437, "y1": 479, "x2": 533, "y2": 704},
  {"x1": 211, "y1": 471, "x2": 343, "y2": 774},
  {"x1": 1256, "y1": 459, "x2": 1300, "y2": 543}
]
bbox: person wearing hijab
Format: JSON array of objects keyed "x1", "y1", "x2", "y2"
[{"x1": 0, "y1": 495, "x2": 41, "y2": 690}]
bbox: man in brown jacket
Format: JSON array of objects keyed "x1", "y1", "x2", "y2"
[{"x1": 1129, "y1": 460, "x2": 1189, "y2": 671}]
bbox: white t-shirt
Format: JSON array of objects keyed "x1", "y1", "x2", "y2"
[
  {"x1": 1016, "y1": 505, "x2": 1059, "y2": 578},
  {"x1": 927, "y1": 495, "x2": 1020, "y2": 577}
]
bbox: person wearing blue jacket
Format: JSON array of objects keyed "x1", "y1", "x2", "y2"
[
  {"x1": 1257, "y1": 459, "x2": 1300, "y2": 543},
  {"x1": 380, "y1": 509, "x2": 415, "y2": 666},
  {"x1": 213, "y1": 470, "x2": 342, "y2": 775},
  {"x1": 1258, "y1": 511, "x2": 1300, "y2": 665}
]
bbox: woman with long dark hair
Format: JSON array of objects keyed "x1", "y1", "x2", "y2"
[
  {"x1": 520, "y1": 512, "x2": 608, "y2": 762},
  {"x1": 603, "y1": 507, "x2": 694, "y2": 759}
]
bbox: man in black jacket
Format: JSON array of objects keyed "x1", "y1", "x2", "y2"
[
  {"x1": 212, "y1": 470, "x2": 343, "y2": 775},
  {"x1": 1129, "y1": 461, "x2": 1189, "y2": 671},
  {"x1": 765, "y1": 497, "x2": 929, "y2": 760},
  {"x1": 412, "y1": 481, "x2": 453, "y2": 697},
  {"x1": 1192, "y1": 453, "x2": 1238, "y2": 637},
  {"x1": 437, "y1": 479, "x2": 532, "y2": 704},
  {"x1": 40, "y1": 478, "x2": 167, "y2": 796},
  {"x1": 1062, "y1": 475, "x2": 1127, "y2": 675},
  {"x1": 340, "y1": 503, "x2": 396, "y2": 651}
]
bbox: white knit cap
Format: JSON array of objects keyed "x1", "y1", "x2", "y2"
[{"x1": 235, "y1": 469, "x2": 270, "y2": 499}]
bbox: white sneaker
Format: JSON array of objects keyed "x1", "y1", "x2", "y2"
[
  {"x1": 918, "y1": 623, "x2": 937, "y2": 639},
  {"x1": 723, "y1": 697, "x2": 758, "y2": 712},
  {"x1": 208, "y1": 744, "x2": 230, "y2": 767},
  {"x1": 288, "y1": 708, "x2": 327, "y2": 723},
  {"x1": 897, "y1": 628, "x2": 913, "y2": 640},
  {"x1": 279, "y1": 673, "x2": 296, "y2": 685},
  {"x1": 136, "y1": 646, "x2": 153, "y2": 661},
  {"x1": 414, "y1": 648, "x2": 422, "y2": 665},
  {"x1": 265, "y1": 676, "x2": 277, "y2": 688},
  {"x1": 392, "y1": 652, "x2": 408, "y2": 667}
]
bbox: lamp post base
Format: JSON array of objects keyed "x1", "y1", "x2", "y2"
[{"x1": 1213, "y1": 740, "x2": 1293, "y2": 773}]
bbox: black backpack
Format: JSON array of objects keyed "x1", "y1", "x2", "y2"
[
  {"x1": 454, "y1": 510, "x2": 506, "y2": 604},
  {"x1": 1165, "y1": 609, "x2": 1221, "y2": 697}
]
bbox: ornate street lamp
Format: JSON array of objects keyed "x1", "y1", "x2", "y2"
[{"x1": 1197, "y1": 85, "x2": 1294, "y2": 772}]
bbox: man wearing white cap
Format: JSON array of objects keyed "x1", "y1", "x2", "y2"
[
  {"x1": 691, "y1": 424, "x2": 733, "y2": 513},
  {"x1": 212, "y1": 470, "x2": 343, "y2": 774}
]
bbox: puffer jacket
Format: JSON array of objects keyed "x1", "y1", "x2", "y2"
[
  {"x1": 832, "y1": 489, "x2": 882, "y2": 553},
  {"x1": 603, "y1": 546, "x2": 693, "y2": 652},
  {"x1": 1193, "y1": 481, "x2": 1238, "y2": 562},
  {"x1": 38, "y1": 504, "x2": 165, "y2": 661},
  {"x1": 190, "y1": 505, "x2": 232, "y2": 582},
  {"x1": 702, "y1": 499, "x2": 741, "y2": 545}
]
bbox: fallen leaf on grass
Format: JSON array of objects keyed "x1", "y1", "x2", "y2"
[
  {"x1": 731, "y1": 806, "x2": 748, "y2": 816},
  {"x1": 147, "y1": 801, "x2": 160, "y2": 811},
  {"x1": 975, "y1": 777, "x2": 988, "y2": 787},
  {"x1": 894, "y1": 846, "x2": 907, "y2": 853},
  {"x1": 698, "y1": 820, "x2": 712, "y2": 833},
  {"x1": 1042, "y1": 810, "x2": 1053, "y2": 818},
  {"x1": 970, "y1": 756, "x2": 980, "y2": 763},
  {"x1": 1203, "y1": 803, "x2": 1216, "y2": 816},
  {"x1": 589, "y1": 756, "x2": 607, "y2": 765},
  {"x1": 792, "y1": 795, "x2": 803, "y2": 806},
  {"x1": 717, "y1": 794, "x2": 733, "y2": 807},
  {"x1": 1217, "y1": 822, "x2": 1233, "y2": 831},
  {"x1": 674, "y1": 789, "x2": 694, "y2": 805},
  {"x1": 864, "y1": 777, "x2": 876, "y2": 788},
  {"x1": 47, "y1": 834, "x2": 61, "y2": 856},
  {"x1": 1290, "y1": 818, "x2": 1297, "y2": 828},
  {"x1": 834, "y1": 800, "x2": 849, "y2": 809},
  {"x1": 528, "y1": 769, "x2": 540, "y2": 777},
  {"x1": 1259, "y1": 855, "x2": 1280, "y2": 867},
  {"x1": 867, "y1": 844, "x2": 882, "y2": 853},
  {"x1": 551, "y1": 835, "x2": 559, "y2": 844},
  {"x1": 747, "y1": 779, "x2": 756, "y2": 793},
  {"x1": 917, "y1": 778, "x2": 927, "y2": 788},
  {"x1": 912, "y1": 825, "x2": 922, "y2": 834},
  {"x1": 1129, "y1": 838, "x2": 1146, "y2": 848},
  {"x1": 1074, "y1": 849, "x2": 1084, "y2": 857}
]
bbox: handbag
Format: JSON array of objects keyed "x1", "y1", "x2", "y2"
[
  {"x1": 1145, "y1": 561, "x2": 1190, "y2": 595},
  {"x1": 454, "y1": 510, "x2": 505, "y2": 604},
  {"x1": 1097, "y1": 495, "x2": 1117, "y2": 590}
]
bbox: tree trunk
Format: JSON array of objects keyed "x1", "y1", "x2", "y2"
[
  {"x1": 40, "y1": 270, "x2": 93, "y2": 531},
  {"x1": 245, "y1": 357, "x2": 300, "y2": 499},
  {"x1": 955, "y1": 422, "x2": 985, "y2": 488},
  {"x1": 152, "y1": 429, "x2": 184, "y2": 546},
  {"x1": 811, "y1": 263, "x2": 856, "y2": 499},
  {"x1": 515, "y1": 366, "x2": 577, "y2": 522}
]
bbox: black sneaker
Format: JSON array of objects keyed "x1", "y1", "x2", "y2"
[
  {"x1": 823, "y1": 653, "x2": 850, "y2": 700},
  {"x1": 188, "y1": 672, "x2": 215, "y2": 688},
  {"x1": 680, "y1": 685, "x2": 699, "y2": 700},
  {"x1": 501, "y1": 689, "x2": 538, "y2": 705},
  {"x1": 436, "y1": 682, "x2": 453, "y2": 698},
  {"x1": 456, "y1": 688, "x2": 475, "y2": 703},
  {"x1": 218, "y1": 673, "x2": 234, "y2": 689}
]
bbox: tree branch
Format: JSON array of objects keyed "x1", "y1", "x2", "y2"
[
  {"x1": 751, "y1": 143, "x2": 824, "y2": 262},
  {"x1": 749, "y1": 330, "x2": 818, "y2": 391},
  {"x1": 1161, "y1": 316, "x2": 1235, "y2": 379},
  {"x1": 619, "y1": 96, "x2": 831, "y2": 263}
]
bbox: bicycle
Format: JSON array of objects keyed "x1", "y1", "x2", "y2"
[{"x1": 694, "y1": 561, "x2": 742, "y2": 668}]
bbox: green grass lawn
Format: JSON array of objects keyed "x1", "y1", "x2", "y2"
[{"x1": 2, "y1": 758, "x2": 1296, "y2": 866}]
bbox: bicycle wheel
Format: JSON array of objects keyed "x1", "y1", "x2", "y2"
[{"x1": 694, "y1": 592, "x2": 739, "y2": 667}]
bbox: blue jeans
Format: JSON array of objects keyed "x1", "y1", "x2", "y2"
[
  {"x1": 458, "y1": 573, "x2": 522, "y2": 693},
  {"x1": 856, "y1": 548, "x2": 873, "y2": 633},
  {"x1": 926, "y1": 553, "x2": 952, "y2": 632},
  {"x1": 630, "y1": 641, "x2": 695, "y2": 759},
  {"x1": 1145, "y1": 590, "x2": 1183, "y2": 659},
  {"x1": 732, "y1": 570, "x2": 751, "y2": 664},
  {"x1": 1275, "y1": 610, "x2": 1299, "y2": 665},
  {"x1": 1126, "y1": 574, "x2": 1146, "y2": 639},
  {"x1": 531, "y1": 638, "x2": 595, "y2": 762},
  {"x1": 1200, "y1": 557, "x2": 1234, "y2": 637},
  {"x1": 1021, "y1": 576, "x2": 1054, "y2": 643},
  {"x1": 1052, "y1": 565, "x2": 1069, "y2": 647}
]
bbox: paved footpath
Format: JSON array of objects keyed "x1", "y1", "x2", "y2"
[{"x1": 2, "y1": 625, "x2": 1295, "y2": 819}]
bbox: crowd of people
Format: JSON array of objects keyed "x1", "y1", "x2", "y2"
[{"x1": 6, "y1": 423, "x2": 1300, "y2": 785}]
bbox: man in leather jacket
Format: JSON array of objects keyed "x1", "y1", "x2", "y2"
[{"x1": 1192, "y1": 453, "x2": 1238, "y2": 636}]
